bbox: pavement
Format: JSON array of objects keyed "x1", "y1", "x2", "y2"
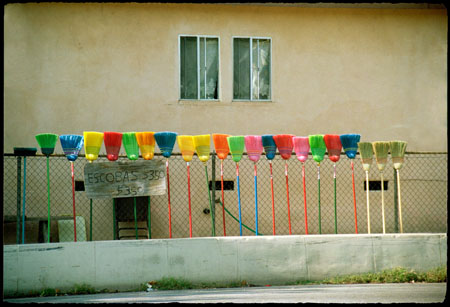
[{"x1": 4, "y1": 283, "x2": 447, "y2": 304}]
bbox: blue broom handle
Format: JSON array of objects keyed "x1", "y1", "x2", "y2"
[
  {"x1": 254, "y1": 163, "x2": 258, "y2": 236},
  {"x1": 22, "y1": 156, "x2": 27, "y2": 244},
  {"x1": 236, "y1": 163, "x2": 242, "y2": 236}
]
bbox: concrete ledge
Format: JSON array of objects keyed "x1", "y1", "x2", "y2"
[{"x1": 3, "y1": 233, "x2": 447, "y2": 296}]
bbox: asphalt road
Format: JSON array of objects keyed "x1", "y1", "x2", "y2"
[{"x1": 4, "y1": 283, "x2": 447, "y2": 304}]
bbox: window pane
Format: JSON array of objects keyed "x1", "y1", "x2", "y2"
[
  {"x1": 258, "y1": 39, "x2": 271, "y2": 100},
  {"x1": 180, "y1": 36, "x2": 198, "y2": 99},
  {"x1": 233, "y1": 38, "x2": 250, "y2": 100},
  {"x1": 252, "y1": 39, "x2": 259, "y2": 100},
  {"x1": 205, "y1": 38, "x2": 219, "y2": 99}
]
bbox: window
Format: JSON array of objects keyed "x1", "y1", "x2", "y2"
[
  {"x1": 233, "y1": 37, "x2": 271, "y2": 101},
  {"x1": 179, "y1": 35, "x2": 219, "y2": 100}
]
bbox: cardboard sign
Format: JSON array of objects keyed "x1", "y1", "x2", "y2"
[{"x1": 83, "y1": 160, "x2": 166, "y2": 199}]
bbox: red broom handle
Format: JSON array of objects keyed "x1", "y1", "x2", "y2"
[
  {"x1": 221, "y1": 160, "x2": 226, "y2": 236},
  {"x1": 270, "y1": 161, "x2": 276, "y2": 235},
  {"x1": 285, "y1": 161, "x2": 292, "y2": 235},
  {"x1": 302, "y1": 163, "x2": 308, "y2": 235},
  {"x1": 166, "y1": 159, "x2": 172, "y2": 239},
  {"x1": 351, "y1": 160, "x2": 358, "y2": 234},
  {"x1": 71, "y1": 162, "x2": 77, "y2": 242},
  {"x1": 187, "y1": 162, "x2": 192, "y2": 238}
]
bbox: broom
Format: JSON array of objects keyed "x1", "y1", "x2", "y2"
[
  {"x1": 308, "y1": 135, "x2": 326, "y2": 234},
  {"x1": 273, "y1": 134, "x2": 294, "y2": 235},
  {"x1": 194, "y1": 134, "x2": 215, "y2": 237},
  {"x1": 293, "y1": 136, "x2": 310, "y2": 235},
  {"x1": 262, "y1": 134, "x2": 277, "y2": 235},
  {"x1": 357, "y1": 142, "x2": 374, "y2": 234},
  {"x1": 227, "y1": 135, "x2": 245, "y2": 236},
  {"x1": 59, "y1": 134, "x2": 84, "y2": 242},
  {"x1": 245, "y1": 135, "x2": 263, "y2": 236},
  {"x1": 372, "y1": 141, "x2": 390, "y2": 234},
  {"x1": 324, "y1": 134, "x2": 342, "y2": 234},
  {"x1": 212, "y1": 133, "x2": 231, "y2": 236},
  {"x1": 104, "y1": 132, "x2": 122, "y2": 240},
  {"x1": 83, "y1": 131, "x2": 104, "y2": 241},
  {"x1": 35, "y1": 133, "x2": 59, "y2": 243},
  {"x1": 390, "y1": 140, "x2": 407, "y2": 233},
  {"x1": 123, "y1": 132, "x2": 140, "y2": 240},
  {"x1": 177, "y1": 135, "x2": 195, "y2": 238},
  {"x1": 154, "y1": 131, "x2": 178, "y2": 238},
  {"x1": 340, "y1": 134, "x2": 361, "y2": 234}
]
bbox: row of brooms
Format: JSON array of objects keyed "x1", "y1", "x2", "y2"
[{"x1": 17, "y1": 132, "x2": 406, "y2": 243}]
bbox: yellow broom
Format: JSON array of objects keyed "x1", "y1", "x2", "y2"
[
  {"x1": 390, "y1": 141, "x2": 407, "y2": 233},
  {"x1": 372, "y1": 141, "x2": 390, "y2": 234},
  {"x1": 177, "y1": 135, "x2": 195, "y2": 238}
]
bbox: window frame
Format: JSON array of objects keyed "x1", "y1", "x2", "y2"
[
  {"x1": 178, "y1": 34, "x2": 221, "y2": 101},
  {"x1": 232, "y1": 36, "x2": 272, "y2": 102}
]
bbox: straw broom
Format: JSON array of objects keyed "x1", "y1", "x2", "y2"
[
  {"x1": 293, "y1": 137, "x2": 310, "y2": 235},
  {"x1": 227, "y1": 136, "x2": 245, "y2": 236},
  {"x1": 390, "y1": 141, "x2": 407, "y2": 233},
  {"x1": 358, "y1": 142, "x2": 374, "y2": 234},
  {"x1": 262, "y1": 135, "x2": 277, "y2": 235},
  {"x1": 177, "y1": 135, "x2": 195, "y2": 238},
  {"x1": 245, "y1": 135, "x2": 263, "y2": 236},
  {"x1": 309, "y1": 135, "x2": 326, "y2": 234},
  {"x1": 372, "y1": 141, "x2": 390, "y2": 234}
]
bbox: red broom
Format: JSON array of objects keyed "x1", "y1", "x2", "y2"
[{"x1": 324, "y1": 134, "x2": 342, "y2": 234}]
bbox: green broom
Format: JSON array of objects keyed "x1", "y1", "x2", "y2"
[
  {"x1": 390, "y1": 141, "x2": 407, "y2": 233},
  {"x1": 358, "y1": 142, "x2": 374, "y2": 234},
  {"x1": 308, "y1": 135, "x2": 326, "y2": 234},
  {"x1": 35, "y1": 133, "x2": 59, "y2": 243},
  {"x1": 372, "y1": 141, "x2": 390, "y2": 234}
]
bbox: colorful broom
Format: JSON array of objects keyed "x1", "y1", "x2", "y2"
[
  {"x1": 227, "y1": 136, "x2": 245, "y2": 236},
  {"x1": 154, "y1": 131, "x2": 178, "y2": 239},
  {"x1": 390, "y1": 140, "x2": 407, "y2": 233},
  {"x1": 358, "y1": 142, "x2": 374, "y2": 234},
  {"x1": 340, "y1": 134, "x2": 361, "y2": 234},
  {"x1": 194, "y1": 134, "x2": 215, "y2": 237},
  {"x1": 136, "y1": 131, "x2": 156, "y2": 239},
  {"x1": 83, "y1": 131, "x2": 104, "y2": 241},
  {"x1": 273, "y1": 134, "x2": 295, "y2": 235},
  {"x1": 262, "y1": 134, "x2": 277, "y2": 235},
  {"x1": 324, "y1": 134, "x2": 342, "y2": 234},
  {"x1": 308, "y1": 135, "x2": 326, "y2": 234},
  {"x1": 245, "y1": 135, "x2": 263, "y2": 236},
  {"x1": 35, "y1": 133, "x2": 59, "y2": 243},
  {"x1": 177, "y1": 135, "x2": 195, "y2": 237},
  {"x1": 212, "y1": 133, "x2": 231, "y2": 236},
  {"x1": 293, "y1": 136, "x2": 310, "y2": 234},
  {"x1": 123, "y1": 132, "x2": 140, "y2": 240},
  {"x1": 372, "y1": 141, "x2": 390, "y2": 234},
  {"x1": 59, "y1": 134, "x2": 84, "y2": 242}
]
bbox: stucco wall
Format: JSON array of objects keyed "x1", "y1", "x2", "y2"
[{"x1": 4, "y1": 3, "x2": 448, "y2": 152}]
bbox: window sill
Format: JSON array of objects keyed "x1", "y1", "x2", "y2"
[{"x1": 171, "y1": 100, "x2": 276, "y2": 106}]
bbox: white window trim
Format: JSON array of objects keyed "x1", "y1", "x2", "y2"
[
  {"x1": 232, "y1": 36, "x2": 272, "y2": 102},
  {"x1": 178, "y1": 34, "x2": 221, "y2": 101}
]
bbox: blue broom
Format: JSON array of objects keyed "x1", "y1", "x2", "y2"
[
  {"x1": 262, "y1": 134, "x2": 277, "y2": 235},
  {"x1": 154, "y1": 131, "x2": 178, "y2": 238}
]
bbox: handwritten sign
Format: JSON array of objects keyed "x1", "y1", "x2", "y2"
[{"x1": 83, "y1": 160, "x2": 166, "y2": 199}]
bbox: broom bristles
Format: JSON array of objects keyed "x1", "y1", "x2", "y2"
[
  {"x1": 324, "y1": 134, "x2": 342, "y2": 163},
  {"x1": 262, "y1": 134, "x2": 276, "y2": 160},
  {"x1": 227, "y1": 136, "x2": 245, "y2": 163},
  {"x1": 154, "y1": 131, "x2": 178, "y2": 158},
  {"x1": 36, "y1": 133, "x2": 59, "y2": 156},
  {"x1": 293, "y1": 136, "x2": 309, "y2": 163},
  {"x1": 372, "y1": 141, "x2": 390, "y2": 171},
  {"x1": 245, "y1": 135, "x2": 263, "y2": 162},
  {"x1": 104, "y1": 132, "x2": 122, "y2": 161},
  {"x1": 390, "y1": 140, "x2": 407, "y2": 170},
  {"x1": 212, "y1": 133, "x2": 231, "y2": 160},
  {"x1": 357, "y1": 142, "x2": 373, "y2": 171},
  {"x1": 308, "y1": 134, "x2": 326, "y2": 163},
  {"x1": 177, "y1": 135, "x2": 195, "y2": 162},
  {"x1": 83, "y1": 131, "x2": 104, "y2": 162},
  {"x1": 122, "y1": 132, "x2": 139, "y2": 160},
  {"x1": 59, "y1": 134, "x2": 84, "y2": 162},
  {"x1": 136, "y1": 132, "x2": 156, "y2": 160},
  {"x1": 273, "y1": 134, "x2": 294, "y2": 160},
  {"x1": 193, "y1": 134, "x2": 211, "y2": 163},
  {"x1": 340, "y1": 134, "x2": 360, "y2": 159}
]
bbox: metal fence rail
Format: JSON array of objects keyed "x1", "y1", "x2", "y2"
[{"x1": 3, "y1": 152, "x2": 447, "y2": 244}]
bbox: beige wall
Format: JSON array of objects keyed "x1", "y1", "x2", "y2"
[{"x1": 4, "y1": 3, "x2": 447, "y2": 153}]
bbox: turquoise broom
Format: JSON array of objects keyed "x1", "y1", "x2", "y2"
[{"x1": 262, "y1": 135, "x2": 277, "y2": 235}]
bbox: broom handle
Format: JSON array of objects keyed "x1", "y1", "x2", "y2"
[
  {"x1": 351, "y1": 160, "x2": 358, "y2": 234},
  {"x1": 205, "y1": 164, "x2": 215, "y2": 237},
  {"x1": 166, "y1": 159, "x2": 172, "y2": 239},
  {"x1": 381, "y1": 171, "x2": 386, "y2": 234},
  {"x1": 46, "y1": 156, "x2": 51, "y2": 243},
  {"x1": 236, "y1": 163, "x2": 242, "y2": 236},
  {"x1": 71, "y1": 161, "x2": 77, "y2": 242},
  {"x1": 148, "y1": 195, "x2": 151, "y2": 239},
  {"x1": 270, "y1": 161, "x2": 276, "y2": 235},
  {"x1": 318, "y1": 164, "x2": 321, "y2": 235},
  {"x1": 22, "y1": 156, "x2": 27, "y2": 244},
  {"x1": 187, "y1": 162, "x2": 192, "y2": 238},
  {"x1": 134, "y1": 197, "x2": 138, "y2": 240},
  {"x1": 221, "y1": 160, "x2": 226, "y2": 236},
  {"x1": 90, "y1": 198, "x2": 93, "y2": 241},
  {"x1": 285, "y1": 161, "x2": 291, "y2": 235},
  {"x1": 397, "y1": 169, "x2": 403, "y2": 233},
  {"x1": 113, "y1": 198, "x2": 116, "y2": 240},
  {"x1": 254, "y1": 163, "x2": 258, "y2": 236},
  {"x1": 333, "y1": 163, "x2": 337, "y2": 234},
  {"x1": 366, "y1": 171, "x2": 371, "y2": 234},
  {"x1": 302, "y1": 162, "x2": 308, "y2": 235}
]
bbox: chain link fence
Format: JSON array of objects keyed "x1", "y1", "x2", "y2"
[{"x1": 3, "y1": 152, "x2": 447, "y2": 244}]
